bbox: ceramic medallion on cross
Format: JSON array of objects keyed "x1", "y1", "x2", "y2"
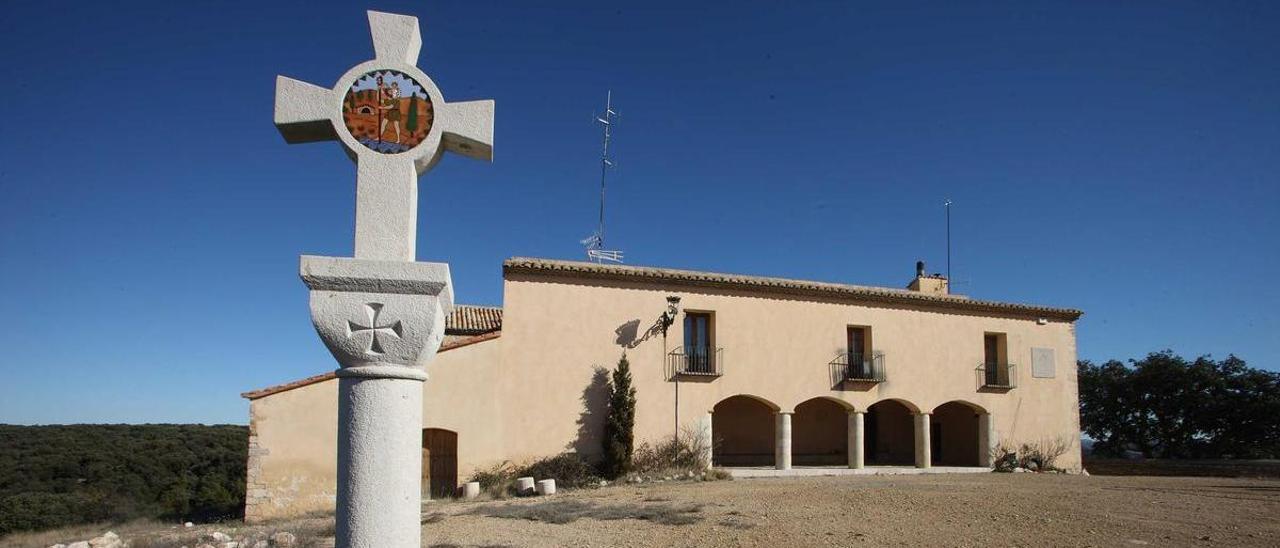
[{"x1": 272, "y1": 10, "x2": 494, "y2": 548}]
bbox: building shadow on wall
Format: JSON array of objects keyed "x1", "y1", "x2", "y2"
[{"x1": 568, "y1": 366, "x2": 611, "y2": 459}]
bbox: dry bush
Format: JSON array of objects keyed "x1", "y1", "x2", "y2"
[
  {"x1": 703, "y1": 469, "x2": 733, "y2": 481},
  {"x1": 991, "y1": 436, "x2": 1073, "y2": 472},
  {"x1": 632, "y1": 426, "x2": 711, "y2": 476},
  {"x1": 468, "y1": 454, "x2": 600, "y2": 498},
  {"x1": 515, "y1": 454, "x2": 600, "y2": 490},
  {"x1": 1021, "y1": 437, "x2": 1072, "y2": 471},
  {"x1": 2, "y1": 515, "x2": 337, "y2": 548},
  {"x1": 468, "y1": 460, "x2": 518, "y2": 498}
]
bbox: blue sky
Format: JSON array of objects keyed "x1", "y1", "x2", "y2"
[{"x1": 1, "y1": 1, "x2": 1276, "y2": 425}]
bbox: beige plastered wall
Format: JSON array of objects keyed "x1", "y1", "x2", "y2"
[
  {"x1": 246, "y1": 336, "x2": 502, "y2": 522},
  {"x1": 497, "y1": 273, "x2": 1082, "y2": 472},
  {"x1": 249, "y1": 271, "x2": 1081, "y2": 520}
]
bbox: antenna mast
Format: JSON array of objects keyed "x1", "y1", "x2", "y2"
[
  {"x1": 598, "y1": 91, "x2": 614, "y2": 247},
  {"x1": 583, "y1": 91, "x2": 624, "y2": 263},
  {"x1": 944, "y1": 198, "x2": 952, "y2": 281}
]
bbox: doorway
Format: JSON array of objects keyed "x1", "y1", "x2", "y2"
[{"x1": 422, "y1": 428, "x2": 458, "y2": 499}]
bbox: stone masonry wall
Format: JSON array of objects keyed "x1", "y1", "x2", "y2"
[{"x1": 243, "y1": 402, "x2": 270, "y2": 523}]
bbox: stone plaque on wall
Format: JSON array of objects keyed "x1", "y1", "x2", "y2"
[{"x1": 1031, "y1": 347, "x2": 1056, "y2": 378}]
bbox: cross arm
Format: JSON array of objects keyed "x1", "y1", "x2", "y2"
[
  {"x1": 368, "y1": 10, "x2": 422, "y2": 65},
  {"x1": 438, "y1": 100, "x2": 495, "y2": 162},
  {"x1": 274, "y1": 76, "x2": 337, "y2": 144}
]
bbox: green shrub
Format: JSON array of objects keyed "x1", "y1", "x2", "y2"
[
  {"x1": 516, "y1": 454, "x2": 600, "y2": 490},
  {"x1": 601, "y1": 353, "x2": 637, "y2": 479}
]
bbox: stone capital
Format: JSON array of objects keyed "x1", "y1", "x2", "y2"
[{"x1": 301, "y1": 255, "x2": 453, "y2": 371}]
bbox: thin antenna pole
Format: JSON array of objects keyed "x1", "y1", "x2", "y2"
[
  {"x1": 945, "y1": 199, "x2": 952, "y2": 281},
  {"x1": 597, "y1": 91, "x2": 614, "y2": 251}
]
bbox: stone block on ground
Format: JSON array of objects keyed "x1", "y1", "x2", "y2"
[
  {"x1": 536, "y1": 479, "x2": 556, "y2": 496},
  {"x1": 88, "y1": 532, "x2": 122, "y2": 548},
  {"x1": 463, "y1": 481, "x2": 481, "y2": 498},
  {"x1": 269, "y1": 531, "x2": 297, "y2": 547},
  {"x1": 515, "y1": 476, "x2": 536, "y2": 495}
]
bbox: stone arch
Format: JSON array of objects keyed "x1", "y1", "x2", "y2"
[
  {"x1": 865, "y1": 399, "x2": 918, "y2": 465},
  {"x1": 712, "y1": 395, "x2": 779, "y2": 467},
  {"x1": 872, "y1": 397, "x2": 922, "y2": 414},
  {"x1": 793, "y1": 397, "x2": 851, "y2": 466},
  {"x1": 931, "y1": 401, "x2": 984, "y2": 467},
  {"x1": 714, "y1": 393, "x2": 782, "y2": 413},
  {"x1": 422, "y1": 428, "x2": 458, "y2": 499}
]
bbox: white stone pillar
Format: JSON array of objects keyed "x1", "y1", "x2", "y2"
[
  {"x1": 336, "y1": 367, "x2": 426, "y2": 546},
  {"x1": 302, "y1": 257, "x2": 451, "y2": 548},
  {"x1": 978, "y1": 412, "x2": 995, "y2": 467},
  {"x1": 848, "y1": 411, "x2": 865, "y2": 469},
  {"x1": 775, "y1": 412, "x2": 793, "y2": 470},
  {"x1": 699, "y1": 411, "x2": 714, "y2": 469},
  {"x1": 275, "y1": 10, "x2": 495, "y2": 548},
  {"x1": 914, "y1": 412, "x2": 932, "y2": 469}
]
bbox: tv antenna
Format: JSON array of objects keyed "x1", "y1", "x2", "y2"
[
  {"x1": 944, "y1": 198, "x2": 952, "y2": 281},
  {"x1": 583, "y1": 90, "x2": 624, "y2": 263}
]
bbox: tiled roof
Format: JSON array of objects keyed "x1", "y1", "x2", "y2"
[
  {"x1": 503, "y1": 257, "x2": 1082, "y2": 322},
  {"x1": 446, "y1": 305, "x2": 502, "y2": 335},
  {"x1": 241, "y1": 331, "x2": 500, "y2": 400}
]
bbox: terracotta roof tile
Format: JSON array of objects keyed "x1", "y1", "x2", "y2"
[
  {"x1": 241, "y1": 325, "x2": 500, "y2": 400},
  {"x1": 446, "y1": 305, "x2": 502, "y2": 335}
]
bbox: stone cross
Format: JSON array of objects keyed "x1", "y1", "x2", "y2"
[
  {"x1": 272, "y1": 10, "x2": 493, "y2": 548},
  {"x1": 275, "y1": 10, "x2": 494, "y2": 261}
]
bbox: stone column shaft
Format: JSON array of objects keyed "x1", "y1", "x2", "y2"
[
  {"x1": 848, "y1": 411, "x2": 865, "y2": 469},
  {"x1": 775, "y1": 412, "x2": 792, "y2": 470},
  {"x1": 699, "y1": 411, "x2": 714, "y2": 469},
  {"x1": 914, "y1": 412, "x2": 931, "y2": 469},
  {"x1": 978, "y1": 412, "x2": 996, "y2": 468},
  {"x1": 336, "y1": 368, "x2": 427, "y2": 547}
]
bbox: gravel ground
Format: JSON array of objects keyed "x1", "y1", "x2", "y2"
[{"x1": 421, "y1": 473, "x2": 1280, "y2": 548}]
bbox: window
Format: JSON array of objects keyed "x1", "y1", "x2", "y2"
[
  {"x1": 684, "y1": 312, "x2": 714, "y2": 374},
  {"x1": 847, "y1": 326, "x2": 871, "y2": 378},
  {"x1": 983, "y1": 333, "x2": 1009, "y2": 386}
]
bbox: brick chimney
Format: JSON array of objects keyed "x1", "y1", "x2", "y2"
[{"x1": 907, "y1": 260, "x2": 949, "y2": 295}]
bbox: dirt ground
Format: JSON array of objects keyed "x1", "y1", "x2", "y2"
[
  {"x1": 7, "y1": 473, "x2": 1278, "y2": 548},
  {"x1": 421, "y1": 473, "x2": 1280, "y2": 548}
]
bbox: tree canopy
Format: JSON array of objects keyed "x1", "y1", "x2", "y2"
[
  {"x1": 0, "y1": 424, "x2": 247, "y2": 536},
  {"x1": 1078, "y1": 351, "x2": 1280, "y2": 459}
]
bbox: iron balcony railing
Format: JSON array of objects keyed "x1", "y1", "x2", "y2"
[
  {"x1": 669, "y1": 346, "x2": 723, "y2": 377},
  {"x1": 835, "y1": 351, "x2": 886, "y2": 382},
  {"x1": 977, "y1": 362, "x2": 1017, "y2": 389}
]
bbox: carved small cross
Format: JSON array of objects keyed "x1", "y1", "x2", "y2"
[
  {"x1": 273, "y1": 10, "x2": 494, "y2": 262},
  {"x1": 348, "y1": 303, "x2": 403, "y2": 355}
]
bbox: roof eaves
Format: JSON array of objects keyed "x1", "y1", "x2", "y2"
[
  {"x1": 241, "y1": 331, "x2": 501, "y2": 401},
  {"x1": 503, "y1": 257, "x2": 1082, "y2": 321}
]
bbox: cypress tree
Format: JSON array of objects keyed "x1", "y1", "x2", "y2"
[
  {"x1": 407, "y1": 94, "x2": 419, "y2": 132},
  {"x1": 602, "y1": 353, "x2": 637, "y2": 478}
]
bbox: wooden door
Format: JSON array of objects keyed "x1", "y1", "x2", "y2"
[
  {"x1": 422, "y1": 429, "x2": 457, "y2": 499},
  {"x1": 847, "y1": 327, "x2": 867, "y2": 377}
]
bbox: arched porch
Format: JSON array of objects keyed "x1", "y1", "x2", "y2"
[{"x1": 711, "y1": 395, "x2": 779, "y2": 467}]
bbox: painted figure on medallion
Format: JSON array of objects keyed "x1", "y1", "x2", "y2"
[{"x1": 342, "y1": 70, "x2": 434, "y2": 154}]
